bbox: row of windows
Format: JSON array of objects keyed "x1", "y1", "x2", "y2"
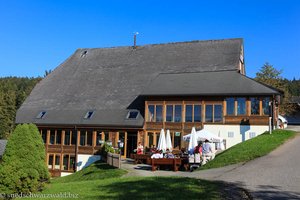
[
  {"x1": 41, "y1": 130, "x2": 110, "y2": 146},
  {"x1": 147, "y1": 97, "x2": 271, "y2": 123},
  {"x1": 147, "y1": 104, "x2": 223, "y2": 123},
  {"x1": 48, "y1": 154, "x2": 76, "y2": 171},
  {"x1": 227, "y1": 131, "x2": 256, "y2": 139},
  {"x1": 226, "y1": 97, "x2": 270, "y2": 116}
]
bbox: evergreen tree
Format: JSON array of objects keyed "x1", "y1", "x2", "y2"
[
  {"x1": 0, "y1": 124, "x2": 49, "y2": 194},
  {"x1": 255, "y1": 63, "x2": 296, "y2": 115},
  {"x1": 0, "y1": 77, "x2": 41, "y2": 139}
]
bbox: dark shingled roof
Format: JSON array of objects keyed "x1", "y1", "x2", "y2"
[
  {"x1": 16, "y1": 38, "x2": 244, "y2": 127},
  {"x1": 0, "y1": 140, "x2": 7, "y2": 157},
  {"x1": 142, "y1": 71, "x2": 281, "y2": 96}
]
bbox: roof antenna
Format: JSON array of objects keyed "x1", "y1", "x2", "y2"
[{"x1": 133, "y1": 32, "x2": 139, "y2": 49}]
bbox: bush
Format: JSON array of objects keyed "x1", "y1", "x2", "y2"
[{"x1": 0, "y1": 124, "x2": 50, "y2": 195}]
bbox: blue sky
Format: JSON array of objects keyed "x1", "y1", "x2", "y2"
[{"x1": 0, "y1": 0, "x2": 299, "y2": 79}]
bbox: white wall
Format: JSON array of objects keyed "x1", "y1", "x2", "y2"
[
  {"x1": 204, "y1": 124, "x2": 269, "y2": 148},
  {"x1": 77, "y1": 154, "x2": 101, "y2": 171}
]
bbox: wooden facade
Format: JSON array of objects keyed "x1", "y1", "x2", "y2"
[{"x1": 40, "y1": 95, "x2": 278, "y2": 176}]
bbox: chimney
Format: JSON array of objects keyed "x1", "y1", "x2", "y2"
[{"x1": 133, "y1": 32, "x2": 139, "y2": 49}]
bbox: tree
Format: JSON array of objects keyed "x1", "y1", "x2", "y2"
[
  {"x1": 255, "y1": 62, "x2": 296, "y2": 115},
  {"x1": 0, "y1": 124, "x2": 49, "y2": 195},
  {"x1": 0, "y1": 77, "x2": 41, "y2": 139}
]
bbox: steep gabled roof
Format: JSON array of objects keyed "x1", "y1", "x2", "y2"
[
  {"x1": 16, "y1": 38, "x2": 243, "y2": 127},
  {"x1": 142, "y1": 71, "x2": 281, "y2": 96}
]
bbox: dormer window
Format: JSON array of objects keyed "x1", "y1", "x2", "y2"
[
  {"x1": 84, "y1": 111, "x2": 94, "y2": 119},
  {"x1": 81, "y1": 50, "x2": 88, "y2": 58},
  {"x1": 126, "y1": 111, "x2": 139, "y2": 119},
  {"x1": 36, "y1": 111, "x2": 46, "y2": 119}
]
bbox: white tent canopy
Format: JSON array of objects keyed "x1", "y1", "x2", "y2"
[{"x1": 183, "y1": 128, "x2": 225, "y2": 150}]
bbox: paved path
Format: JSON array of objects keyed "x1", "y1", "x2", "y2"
[
  {"x1": 122, "y1": 131, "x2": 300, "y2": 199},
  {"x1": 287, "y1": 125, "x2": 300, "y2": 132}
]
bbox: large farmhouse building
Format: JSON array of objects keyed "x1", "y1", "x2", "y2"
[{"x1": 16, "y1": 38, "x2": 281, "y2": 176}]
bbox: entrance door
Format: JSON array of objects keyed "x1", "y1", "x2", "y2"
[{"x1": 126, "y1": 132, "x2": 137, "y2": 158}]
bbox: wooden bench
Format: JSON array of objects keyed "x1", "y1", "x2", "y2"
[
  {"x1": 151, "y1": 158, "x2": 181, "y2": 172},
  {"x1": 134, "y1": 154, "x2": 151, "y2": 164}
]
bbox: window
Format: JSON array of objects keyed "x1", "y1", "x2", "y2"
[
  {"x1": 185, "y1": 105, "x2": 193, "y2": 122},
  {"x1": 174, "y1": 105, "x2": 182, "y2": 122},
  {"x1": 48, "y1": 130, "x2": 62, "y2": 145},
  {"x1": 194, "y1": 105, "x2": 202, "y2": 122},
  {"x1": 156, "y1": 105, "x2": 163, "y2": 122},
  {"x1": 205, "y1": 105, "x2": 213, "y2": 122},
  {"x1": 251, "y1": 97, "x2": 260, "y2": 115},
  {"x1": 71, "y1": 130, "x2": 77, "y2": 145},
  {"x1": 48, "y1": 154, "x2": 54, "y2": 169},
  {"x1": 226, "y1": 98, "x2": 235, "y2": 115},
  {"x1": 56, "y1": 130, "x2": 62, "y2": 144},
  {"x1": 249, "y1": 132, "x2": 256, "y2": 139},
  {"x1": 127, "y1": 111, "x2": 139, "y2": 119},
  {"x1": 55, "y1": 155, "x2": 60, "y2": 169},
  {"x1": 86, "y1": 130, "x2": 93, "y2": 146},
  {"x1": 63, "y1": 155, "x2": 69, "y2": 170},
  {"x1": 214, "y1": 105, "x2": 222, "y2": 122},
  {"x1": 79, "y1": 130, "x2": 93, "y2": 146},
  {"x1": 84, "y1": 111, "x2": 94, "y2": 119},
  {"x1": 166, "y1": 105, "x2": 173, "y2": 122},
  {"x1": 49, "y1": 130, "x2": 55, "y2": 145},
  {"x1": 64, "y1": 130, "x2": 71, "y2": 145},
  {"x1": 40, "y1": 129, "x2": 47, "y2": 143},
  {"x1": 80, "y1": 132, "x2": 86, "y2": 146},
  {"x1": 147, "y1": 105, "x2": 163, "y2": 122},
  {"x1": 36, "y1": 111, "x2": 46, "y2": 119},
  {"x1": 206, "y1": 104, "x2": 223, "y2": 123},
  {"x1": 148, "y1": 132, "x2": 154, "y2": 147},
  {"x1": 228, "y1": 132, "x2": 234, "y2": 138},
  {"x1": 147, "y1": 105, "x2": 155, "y2": 122},
  {"x1": 262, "y1": 97, "x2": 270, "y2": 115},
  {"x1": 237, "y1": 98, "x2": 246, "y2": 115},
  {"x1": 63, "y1": 154, "x2": 76, "y2": 171}
]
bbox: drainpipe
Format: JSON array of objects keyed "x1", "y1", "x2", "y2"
[
  {"x1": 269, "y1": 100, "x2": 272, "y2": 134},
  {"x1": 75, "y1": 125, "x2": 78, "y2": 172}
]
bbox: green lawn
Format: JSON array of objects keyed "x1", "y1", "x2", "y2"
[
  {"x1": 38, "y1": 161, "x2": 222, "y2": 200},
  {"x1": 201, "y1": 129, "x2": 296, "y2": 170}
]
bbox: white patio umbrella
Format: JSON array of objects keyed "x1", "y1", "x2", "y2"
[
  {"x1": 165, "y1": 129, "x2": 173, "y2": 151},
  {"x1": 157, "y1": 129, "x2": 167, "y2": 152},
  {"x1": 187, "y1": 127, "x2": 198, "y2": 154}
]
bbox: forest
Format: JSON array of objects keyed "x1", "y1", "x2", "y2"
[
  {"x1": 0, "y1": 77, "x2": 41, "y2": 139},
  {"x1": 0, "y1": 64, "x2": 299, "y2": 139}
]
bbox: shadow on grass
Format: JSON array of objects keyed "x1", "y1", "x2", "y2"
[{"x1": 96, "y1": 177, "x2": 222, "y2": 199}]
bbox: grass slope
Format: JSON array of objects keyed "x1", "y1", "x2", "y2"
[
  {"x1": 201, "y1": 129, "x2": 296, "y2": 170},
  {"x1": 52, "y1": 161, "x2": 127, "y2": 183}
]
